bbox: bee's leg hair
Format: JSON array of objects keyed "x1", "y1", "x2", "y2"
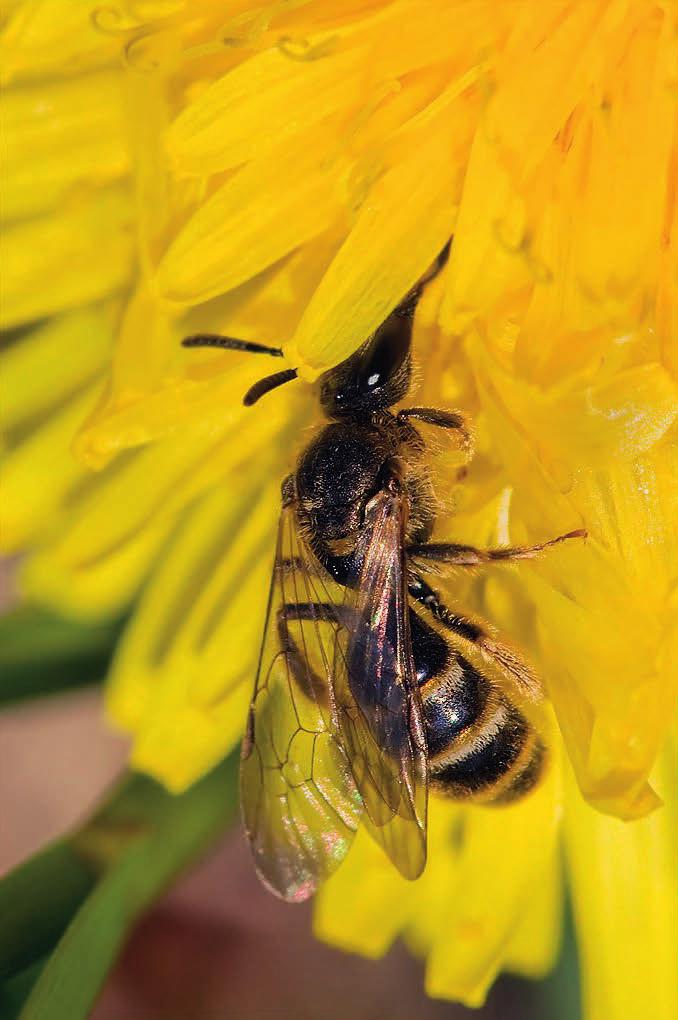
[
  {"x1": 409, "y1": 529, "x2": 586, "y2": 568},
  {"x1": 408, "y1": 573, "x2": 541, "y2": 699}
]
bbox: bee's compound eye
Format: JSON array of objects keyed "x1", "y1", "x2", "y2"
[{"x1": 356, "y1": 311, "x2": 411, "y2": 399}]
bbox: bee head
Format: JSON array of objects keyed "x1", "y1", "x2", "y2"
[
  {"x1": 319, "y1": 304, "x2": 413, "y2": 420},
  {"x1": 182, "y1": 242, "x2": 451, "y2": 412}
]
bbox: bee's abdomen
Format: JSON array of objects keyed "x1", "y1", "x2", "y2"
[
  {"x1": 491, "y1": 735, "x2": 546, "y2": 804},
  {"x1": 411, "y1": 610, "x2": 487, "y2": 747},
  {"x1": 420, "y1": 659, "x2": 488, "y2": 756},
  {"x1": 410, "y1": 608, "x2": 545, "y2": 804},
  {"x1": 428, "y1": 701, "x2": 546, "y2": 804}
]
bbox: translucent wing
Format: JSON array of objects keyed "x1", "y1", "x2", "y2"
[
  {"x1": 326, "y1": 487, "x2": 429, "y2": 880},
  {"x1": 240, "y1": 503, "x2": 362, "y2": 902}
]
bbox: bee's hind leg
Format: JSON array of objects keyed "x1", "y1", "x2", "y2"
[
  {"x1": 408, "y1": 529, "x2": 586, "y2": 568},
  {"x1": 408, "y1": 572, "x2": 541, "y2": 700}
]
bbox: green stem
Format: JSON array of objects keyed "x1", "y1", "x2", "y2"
[
  {"x1": 0, "y1": 607, "x2": 126, "y2": 705},
  {"x1": 0, "y1": 756, "x2": 239, "y2": 1020},
  {"x1": 0, "y1": 845, "x2": 97, "y2": 981}
]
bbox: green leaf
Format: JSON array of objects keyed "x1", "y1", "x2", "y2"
[
  {"x1": 0, "y1": 843, "x2": 97, "y2": 980},
  {"x1": 0, "y1": 755, "x2": 238, "y2": 1020},
  {"x1": 0, "y1": 958, "x2": 47, "y2": 1020},
  {"x1": 0, "y1": 606, "x2": 126, "y2": 705}
]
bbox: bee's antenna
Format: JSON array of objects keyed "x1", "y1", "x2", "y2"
[
  {"x1": 244, "y1": 368, "x2": 298, "y2": 406},
  {"x1": 182, "y1": 334, "x2": 284, "y2": 357},
  {"x1": 182, "y1": 334, "x2": 297, "y2": 406}
]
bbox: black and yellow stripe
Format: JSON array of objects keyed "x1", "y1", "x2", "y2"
[{"x1": 411, "y1": 606, "x2": 546, "y2": 805}]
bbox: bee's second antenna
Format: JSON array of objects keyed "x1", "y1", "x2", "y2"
[{"x1": 244, "y1": 369, "x2": 299, "y2": 406}]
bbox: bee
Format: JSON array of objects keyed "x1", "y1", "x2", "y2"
[{"x1": 182, "y1": 244, "x2": 585, "y2": 901}]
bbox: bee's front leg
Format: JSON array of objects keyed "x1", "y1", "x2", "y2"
[{"x1": 396, "y1": 407, "x2": 473, "y2": 459}]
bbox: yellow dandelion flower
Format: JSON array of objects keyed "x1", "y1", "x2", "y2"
[{"x1": 1, "y1": 1, "x2": 677, "y2": 1017}]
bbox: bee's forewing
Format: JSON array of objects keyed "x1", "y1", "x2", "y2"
[
  {"x1": 240, "y1": 504, "x2": 362, "y2": 902},
  {"x1": 329, "y1": 488, "x2": 428, "y2": 880}
]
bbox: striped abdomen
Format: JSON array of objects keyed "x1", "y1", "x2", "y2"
[{"x1": 409, "y1": 609, "x2": 545, "y2": 804}]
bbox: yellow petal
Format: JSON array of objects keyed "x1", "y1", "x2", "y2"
[
  {"x1": 0, "y1": 0, "x2": 119, "y2": 84},
  {"x1": 0, "y1": 186, "x2": 133, "y2": 329},
  {"x1": 154, "y1": 125, "x2": 347, "y2": 305},
  {"x1": 550, "y1": 9, "x2": 675, "y2": 311},
  {"x1": 467, "y1": 330, "x2": 677, "y2": 817},
  {"x1": 440, "y1": 1, "x2": 676, "y2": 348},
  {"x1": 501, "y1": 851, "x2": 561, "y2": 980},
  {"x1": 21, "y1": 513, "x2": 172, "y2": 622},
  {"x1": 75, "y1": 271, "x2": 319, "y2": 466},
  {"x1": 0, "y1": 307, "x2": 118, "y2": 554},
  {"x1": 1, "y1": 385, "x2": 98, "y2": 553},
  {"x1": 25, "y1": 395, "x2": 290, "y2": 619},
  {"x1": 658, "y1": 136, "x2": 677, "y2": 372},
  {"x1": 76, "y1": 337, "x2": 304, "y2": 469},
  {"x1": 424, "y1": 736, "x2": 561, "y2": 1007},
  {"x1": 317, "y1": 735, "x2": 563, "y2": 1004},
  {"x1": 314, "y1": 819, "x2": 423, "y2": 959},
  {"x1": 489, "y1": 1, "x2": 629, "y2": 180},
  {"x1": 107, "y1": 477, "x2": 280, "y2": 791},
  {"x1": 288, "y1": 123, "x2": 459, "y2": 377},
  {"x1": 438, "y1": 110, "x2": 531, "y2": 336},
  {"x1": 524, "y1": 441, "x2": 677, "y2": 819},
  {"x1": 564, "y1": 744, "x2": 678, "y2": 1020},
  {"x1": 475, "y1": 340, "x2": 678, "y2": 471},
  {"x1": 166, "y1": 0, "x2": 489, "y2": 176},
  {"x1": 167, "y1": 45, "x2": 364, "y2": 176},
  {"x1": 1, "y1": 69, "x2": 128, "y2": 223},
  {"x1": 0, "y1": 305, "x2": 113, "y2": 437}
]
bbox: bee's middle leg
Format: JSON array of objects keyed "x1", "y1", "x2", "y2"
[
  {"x1": 276, "y1": 602, "x2": 338, "y2": 706},
  {"x1": 280, "y1": 603, "x2": 337, "y2": 624}
]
